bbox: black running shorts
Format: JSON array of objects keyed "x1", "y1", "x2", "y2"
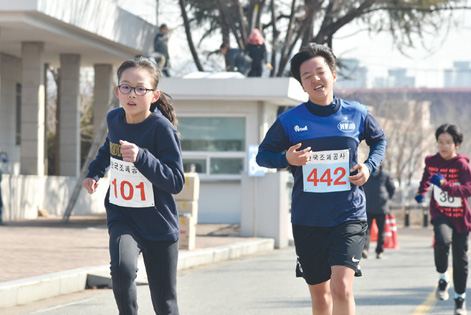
[{"x1": 293, "y1": 220, "x2": 367, "y2": 285}]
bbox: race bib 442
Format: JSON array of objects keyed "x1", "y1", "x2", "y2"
[
  {"x1": 302, "y1": 149, "x2": 351, "y2": 193},
  {"x1": 109, "y1": 157, "x2": 155, "y2": 208}
]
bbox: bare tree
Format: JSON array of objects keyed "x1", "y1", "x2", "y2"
[
  {"x1": 183, "y1": 0, "x2": 470, "y2": 75},
  {"x1": 379, "y1": 100, "x2": 435, "y2": 185}
]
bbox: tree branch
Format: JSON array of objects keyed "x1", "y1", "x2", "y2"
[{"x1": 179, "y1": 0, "x2": 204, "y2": 71}]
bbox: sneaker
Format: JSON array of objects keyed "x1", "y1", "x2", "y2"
[
  {"x1": 455, "y1": 297, "x2": 467, "y2": 315},
  {"x1": 362, "y1": 250, "x2": 368, "y2": 259},
  {"x1": 436, "y1": 279, "x2": 450, "y2": 300},
  {"x1": 376, "y1": 252, "x2": 383, "y2": 259}
]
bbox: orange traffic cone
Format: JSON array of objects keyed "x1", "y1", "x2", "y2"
[
  {"x1": 384, "y1": 214, "x2": 400, "y2": 249},
  {"x1": 370, "y1": 218, "x2": 378, "y2": 242}
]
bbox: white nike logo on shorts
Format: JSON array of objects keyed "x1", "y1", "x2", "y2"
[{"x1": 352, "y1": 257, "x2": 360, "y2": 262}]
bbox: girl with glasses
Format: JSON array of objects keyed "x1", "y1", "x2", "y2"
[{"x1": 83, "y1": 56, "x2": 184, "y2": 315}]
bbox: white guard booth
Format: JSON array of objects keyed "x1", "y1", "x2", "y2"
[{"x1": 160, "y1": 74, "x2": 307, "y2": 248}]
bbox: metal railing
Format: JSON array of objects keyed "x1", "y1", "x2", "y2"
[{"x1": 402, "y1": 204, "x2": 429, "y2": 228}]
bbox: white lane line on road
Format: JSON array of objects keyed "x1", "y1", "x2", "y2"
[{"x1": 28, "y1": 298, "x2": 95, "y2": 314}]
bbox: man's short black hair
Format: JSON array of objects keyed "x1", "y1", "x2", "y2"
[{"x1": 290, "y1": 43, "x2": 337, "y2": 84}]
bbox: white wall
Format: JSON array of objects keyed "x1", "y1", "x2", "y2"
[
  {"x1": 0, "y1": 175, "x2": 108, "y2": 221},
  {"x1": 240, "y1": 171, "x2": 292, "y2": 248},
  {"x1": 198, "y1": 181, "x2": 241, "y2": 224}
]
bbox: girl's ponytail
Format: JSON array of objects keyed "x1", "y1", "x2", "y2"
[{"x1": 151, "y1": 92, "x2": 178, "y2": 128}]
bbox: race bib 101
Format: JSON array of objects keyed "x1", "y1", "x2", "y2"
[
  {"x1": 302, "y1": 149, "x2": 351, "y2": 193},
  {"x1": 109, "y1": 157, "x2": 155, "y2": 208}
]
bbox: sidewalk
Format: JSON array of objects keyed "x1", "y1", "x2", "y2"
[{"x1": 0, "y1": 215, "x2": 275, "y2": 308}]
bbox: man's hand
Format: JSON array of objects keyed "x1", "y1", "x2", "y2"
[
  {"x1": 120, "y1": 140, "x2": 139, "y2": 163},
  {"x1": 286, "y1": 143, "x2": 311, "y2": 166},
  {"x1": 348, "y1": 163, "x2": 370, "y2": 186},
  {"x1": 83, "y1": 178, "x2": 98, "y2": 194}
]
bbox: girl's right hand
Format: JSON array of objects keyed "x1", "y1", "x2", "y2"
[{"x1": 83, "y1": 178, "x2": 98, "y2": 194}]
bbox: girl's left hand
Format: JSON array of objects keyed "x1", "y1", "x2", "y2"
[
  {"x1": 348, "y1": 163, "x2": 370, "y2": 186},
  {"x1": 120, "y1": 140, "x2": 139, "y2": 163}
]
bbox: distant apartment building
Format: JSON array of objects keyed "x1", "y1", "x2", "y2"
[
  {"x1": 387, "y1": 69, "x2": 415, "y2": 87},
  {"x1": 336, "y1": 58, "x2": 368, "y2": 88},
  {"x1": 444, "y1": 61, "x2": 471, "y2": 87},
  {"x1": 374, "y1": 68, "x2": 416, "y2": 88}
]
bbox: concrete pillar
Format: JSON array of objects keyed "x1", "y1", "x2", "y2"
[
  {"x1": 240, "y1": 171, "x2": 291, "y2": 248},
  {"x1": 0, "y1": 53, "x2": 22, "y2": 174},
  {"x1": 59, "y1": 54, "x2": 81, "y2": 176},
  {"x1": 20, "y1": 42, "x2": 45, "y2": 175},
  {"x1": 93, "y1": 64, "x2": 114, "y2": 133}
]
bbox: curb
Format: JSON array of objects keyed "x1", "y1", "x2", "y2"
[{"x1": 0, "y1": 238, "x2": 275, "y2": 309}]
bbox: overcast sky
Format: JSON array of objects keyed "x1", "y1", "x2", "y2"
[
  {"x1": 120, "y1": 1, "x2": 471, "y2": 88},
  {"x1": 333, "y1": 9, "x2": 471, "y2": 88}
]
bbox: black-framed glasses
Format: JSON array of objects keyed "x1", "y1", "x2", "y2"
[{"x1": 118, "y1": 84, "x2": 155, "y2": 96}]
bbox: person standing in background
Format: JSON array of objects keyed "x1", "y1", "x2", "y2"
[
  {"x1": 362, "y1": 166, "x2": 395, "y2": 259},
  {"x1": 0, "y1": 149, "x2": 6, "y2": 226},
  {"x1": 246, "y1": 28, "x2": 268, "y2": 77},
  {"x1": 153, "y1": 24, "x2": 170, "y2": 77},
  {"x1": 0, "y1": 165, "x2": 3, "y2": 225}
]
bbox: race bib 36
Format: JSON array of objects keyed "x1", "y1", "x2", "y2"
[{"x1": 433, "y1": 183, "x2": 462, "y2": 208}]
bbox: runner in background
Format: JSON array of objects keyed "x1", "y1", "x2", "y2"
[
  {"x1": 0, "y1": 149, "x2": 6, "y2": 226},
  {"x1": 415, "y1": 123, "x2": 471, "y2": 315},
  {"x1": 362, "y1": 165, "x2": 395, "y2": 259},
  {"x1": 0, "y1": 162, "x2": 3, "y2": 225},
  {"x1": 256, "y1": 43, "x2": 386, "y2": 315}
]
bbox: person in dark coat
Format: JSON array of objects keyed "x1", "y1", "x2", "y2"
[
  {"x1": 246, "y1": 28, "x2": 267, "y2": 77},
  {"x1": 363, "y1": 166, "x2": 396, "y2": 259},
  {"x1": 153, "y1": 24, "x2": 170, "y2": 76},
  {"x1": 220, "y1": 43, "x2": 252, "y2": 76},
  {"x1": 0, "y1": 166, "x2": 3, "y2": 225}
]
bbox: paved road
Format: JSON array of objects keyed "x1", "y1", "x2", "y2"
[{"x1": 4, "y1": 227, "x2": 465, "y2": 315}]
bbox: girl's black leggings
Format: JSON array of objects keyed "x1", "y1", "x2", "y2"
[{"x1": 109, "y1": 223, "x2": 179, "y2": 315}]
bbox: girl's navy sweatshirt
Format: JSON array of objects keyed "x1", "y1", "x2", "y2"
[{"x1": 86, "y1": 107, "x2": 185, "y2": 241}]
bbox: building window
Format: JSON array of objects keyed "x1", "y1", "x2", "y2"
[
  {"x1": 179, "y1": 117, "x2": 246, "y2": 178},
  {"x1": 16, "y1": 83, "x2": 22, "y2": 145}
]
